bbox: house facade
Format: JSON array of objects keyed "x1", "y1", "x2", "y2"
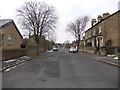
[
  {"x1": 28, "y1": 35, "x2": 46, "y2": 47},
  {"x1": 28, "y1": 35, "x2": 53, "y2": 54},
  {"x1": 0, "y1": 19, "x2": 23, "y2": 49},
  {"x1": 84, "y1": 10, "x2": 120, "y2": 54}
]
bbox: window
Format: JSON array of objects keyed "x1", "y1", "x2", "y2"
[
  {"x1": 93, "y1": 29, "x2": 95, "y2": 35},
  {"x1": 100, "y1": 37, "x2": 103, "y2": 46},
  {"x1": 8, "y1": 36, "x2": 12, "y2": 44},
  {"x1": 99, "y1": 26, "x2": 102, "y2": 33},
  {"x1": 89, "y1": 32, "x2": 91, "y2": 37}
]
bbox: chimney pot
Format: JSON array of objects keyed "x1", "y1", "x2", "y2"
[
  {"x1": 103, "y1": 12, "x2": 110, "y2": 19},
  {"x1": 97, "y1": 15, "x2": 102, "y2": 22},
  {"x1": 91, "y1": 18, "x2": 96, "y2": 26}
]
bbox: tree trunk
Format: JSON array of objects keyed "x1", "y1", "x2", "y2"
[
  {"x1": 35, "y1": 35, "x2": 39, "y2": 55},
  {"x1": 36, "y1": 40, "x2": 39, "y2": 55},
  {"x1": 77, "y1": 34, "x2": 80, "y2": 52},
  {"x1": 77, "y1": 41, "x2": 79, "y2": 52}
]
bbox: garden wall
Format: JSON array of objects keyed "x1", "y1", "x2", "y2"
[{"x1": 2, "y1": 49, "x2": 27, "y2": 60}]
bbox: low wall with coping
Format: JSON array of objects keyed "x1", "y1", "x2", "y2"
[
  {"x1": 79, "y1": 46, "x2": 96, "y2": 54},
  {"x1": 27, "y1": 45, "x2": 46, "y2": 54},
  {"x1": 2, "y1": 49, "x2": 28, "y2": 60},
  {"x1": 80, "y1": 46, "x2": 119, "y2": 56}
]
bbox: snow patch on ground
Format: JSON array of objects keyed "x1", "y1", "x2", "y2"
[
  {"x1": 5, "y1": 62, "x2": 27, "y2": 72},
  {"x1": 3, "y1": 59, "x2": 17, "y2": 63},
  {"x1": 3, "y1": 56, "x2": 29, "y2": 63},
  {"x1": 107, "y1": 55, "x2": 115, "y2": 57},
  {"x1": 20, "y1": 56, "x2": 30, "y2": 59},
  {"x1": 5, "y1": 66, "x2": 17, "y2": 72},
  {"x1": 114, "y1": 57, "x2": 118, "y2": 60}
]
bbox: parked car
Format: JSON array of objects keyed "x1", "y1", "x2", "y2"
[
  {"x1": 69, "y1": 47, "x2": 77, "y2": 53},
  {"x1": 53, "y1": 46, "x2": 58, "y2": 51}
]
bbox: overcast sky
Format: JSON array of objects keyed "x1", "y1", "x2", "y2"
[{"x1": 0, "y1": 0, "x2": 119, "y2": 43}]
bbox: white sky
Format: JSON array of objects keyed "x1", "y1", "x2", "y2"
[{"x1": 0, "y1": 0, "x2": 119, "y2": 43}]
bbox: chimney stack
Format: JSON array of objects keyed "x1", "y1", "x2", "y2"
[
  {"x1": 102, "y1": 12, "x2": 110, "y2": 19},
  {"x1": 97, "y1": 15, "x2": 102, "y2": 22},
  {"x1": 91, "y1": 18, "x2": 96, "y2": 26}
]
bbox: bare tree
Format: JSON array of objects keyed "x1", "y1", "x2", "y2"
[
  {"x1": 66, "y1": 16, "x2": 89, "y2": 51},
  {"x1": 17, "y1": 1, "x2": 58, "y2": 55}
]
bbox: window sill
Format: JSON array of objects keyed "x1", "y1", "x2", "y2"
[{"x1": 8, "y1": 43, "x2": 12, "y2": 45}]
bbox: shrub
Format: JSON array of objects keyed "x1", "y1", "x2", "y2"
[{"x1": 86, "y1": 42, "x2": 92, "y2": 46}]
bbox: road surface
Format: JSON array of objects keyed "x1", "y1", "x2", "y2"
[{"x1": 2, "y1": 48, "x2": 118, "y2": 88}]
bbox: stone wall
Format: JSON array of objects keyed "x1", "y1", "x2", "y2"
[
  {"x1": 2, "y1": 49, "x2": 27, "y2": 60},
  {"x1": 27, "y1": 45, "x2": 45, "y2": 55},
  {"x1": 104, "y1": 12, "x2": 119, "y2": 47},
  {"x1": 79, "y1": 46, "x2": 96, "y2": 54},
  {"x1": 80, "y1": 46, "x2": 119, "y2": 56}
]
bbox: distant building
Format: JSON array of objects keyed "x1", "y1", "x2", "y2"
[
  {"x1": 28, "y1": 35, "x2": 53, "y2": 54},
  {"x1": 0, "y1": 19, "x2": 23, "y2": 49},
  {"x1": 84, "y1": 10, "x2": 120, "y2": 54},
  {"x1": 28, "y1": 35, "x2": 46, "y2": 46}
]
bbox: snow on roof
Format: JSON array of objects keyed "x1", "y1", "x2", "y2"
[
  {"x1": 0, "y1": 19, "x2": 23, "y2": 38},
  {"x1": 0, "y1": 19, "x2": 13, "y2": 28}
]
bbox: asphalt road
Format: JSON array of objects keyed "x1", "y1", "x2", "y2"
[{"x1": 2, "y1": 48, "x2": 118, "y2": 88}]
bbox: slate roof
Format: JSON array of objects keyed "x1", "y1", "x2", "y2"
[
  {"x1": 0, "y1": 19, "x2": 13, "y2": 28},
  {"x1": 85, "y1": 10, "x2": 120, "y2": 32}
]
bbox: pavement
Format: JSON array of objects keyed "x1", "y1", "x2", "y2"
[
  {"x1": 2, "y1": 48, "x2": 118, "y2": 88},
  {"x1": 80, "y1": 52, "x2": 120, "y2": 67}
]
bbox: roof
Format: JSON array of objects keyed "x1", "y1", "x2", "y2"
[
  {"x1": 0, "y1": 19, "x2": 13, "y2": 28},
  {"x1": 0, "y1": 19, "x2": 23, "y2": 39},
  {"x1": 86, "y1": 10, "x2": 120, "y2": 33},
  {"x1": 29, "y1": 34, "x2": 45, "y2": 40}
]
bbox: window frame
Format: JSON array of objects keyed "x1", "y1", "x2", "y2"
[{"x1": 8, "y1": 36, "x2": 12, "y2": 45}]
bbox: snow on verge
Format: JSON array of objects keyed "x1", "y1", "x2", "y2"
[
  {"x1": 20, "y1": 56, "x2": 30, "y2": 59},
  {"x1": 5, "y1": 66, "x2": 17, "y2": 72},
  {"x1": 107, "y1": 55, "x2": 115, "y2": 57},
  {"x1": 114, "y1": 57, "x2": 118, "y2": 60},
  {"x1": 3, "y1": 59, "x2": 17, "y2": 63}
]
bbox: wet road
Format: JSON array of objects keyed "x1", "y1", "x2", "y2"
[{"x1": 2, "y1": 48, "x2": 118, "y2": 88}]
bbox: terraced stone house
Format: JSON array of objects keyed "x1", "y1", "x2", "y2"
[{"x1": 84, "y1": 10, "x2": 120, "y2": 54}]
